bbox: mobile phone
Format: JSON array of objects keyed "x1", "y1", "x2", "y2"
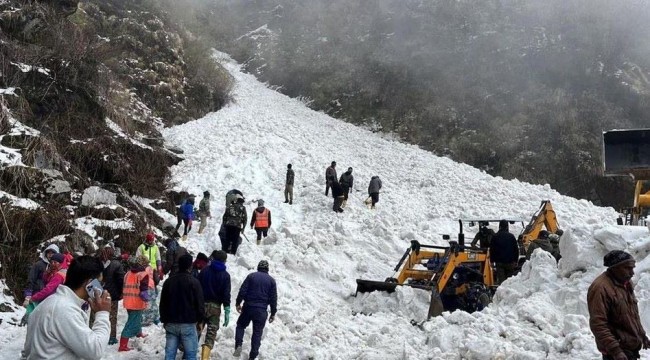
[{"x1": 86, "y1": 279, "x2": 104, "y2": 299}]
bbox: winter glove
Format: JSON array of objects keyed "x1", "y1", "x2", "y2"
[
  {"x1": 223, "y1": 306, "x2": 230, "y2": 327},
  {"x1": 269, "y1": 315, "x2": 275, "y2": 323},
  {"x1": 139, "y1": 290, "x2": 151, "y2": 302}
]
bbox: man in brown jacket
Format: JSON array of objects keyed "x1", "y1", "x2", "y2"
[{"x1": 587, "y1": 250, "x2": 650, "y2": 360}]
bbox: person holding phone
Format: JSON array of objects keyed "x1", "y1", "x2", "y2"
[{"x1": 22, "y1": 256, "x2": 112, "y2": 359}]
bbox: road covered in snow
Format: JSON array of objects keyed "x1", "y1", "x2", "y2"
[{"x1": 1, "y1": 52, "x2": 649, "y2": 359}]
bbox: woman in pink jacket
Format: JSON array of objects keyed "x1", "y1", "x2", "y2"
[{"x1": 29, "y1": 253, "x2": 68, "y2": 304}]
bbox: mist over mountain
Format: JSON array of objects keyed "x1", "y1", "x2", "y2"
[{"x1": 173, "y1": 0, "x2": 650, "y2": 209}]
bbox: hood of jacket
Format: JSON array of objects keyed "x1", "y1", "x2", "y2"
[
  {"x1": 40, "y1": 244, "x2": 60, "y2": 263},
  {"x1": 210, "y1": 260, "x2": 227, "y2": 272},
  {"x1": 255, "y1": 207, "x2": 266, "y2": 213}
]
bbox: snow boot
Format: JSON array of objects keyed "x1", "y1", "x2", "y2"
[
  {"x1": 118, "y1": 337, "x2": 131, "y2": 352},
  {"x1": 182, "y1": 234, "x2": 188, "y2": 241},
  {"x1": 342, "y1": 200, "x2": 347, "y2": 208},
  {"x1": 233, "y1": 346, "x2": 242, "y2": 357},
  {"x1": 256, "y1": 239, "x2": 261, "y2": 245},
  {"x1": 289, "y1": 200, "x2": 292, "y2": 205},
  {"x1": 284, "y1": 200, "x2": 288, "y2": 203},
  {"x1": 108, "y1": 337, "x2": 118, "y2": 345},
  {"x1": 200, "y1": 344, "x2": 212, "y2": 360}
]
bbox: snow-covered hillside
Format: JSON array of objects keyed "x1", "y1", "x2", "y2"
[{"x1": 1, "y1": 52, "x2": 650, "y2": 359}]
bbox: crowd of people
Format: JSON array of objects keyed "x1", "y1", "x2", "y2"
[{"x1": 21, "y1": 241, "x2": 277, "y2": 360}]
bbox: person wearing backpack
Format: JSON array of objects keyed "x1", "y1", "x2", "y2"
[{"x1": 222, "y1": 194, "x2": 247, "y2": 255}]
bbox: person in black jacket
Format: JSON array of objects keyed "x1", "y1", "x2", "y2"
[
  {"x1": 163, "y1": 237, "x2": 188, "y2": 276},
  {"x1": 99, "y1": 246, "x2": 125, "y2": 345},
  {"x1": 233, "y1": 260, "x2": 277, "y2": 360},
  {"x1": 331, "y1": 180, "x2": 344, "y2": 213},
  {"x1": 489, "y1": 220, "x2": 520, "y2": 284},
  {"x1": 197, "y1": 250, "x2": 231, "y2": 360},
  {"x1": 160, "y1": 254, "x2": 205, "y2": 360},
  {"x1": 339, "y1": 167, "x2": 354, "y2": 207}
]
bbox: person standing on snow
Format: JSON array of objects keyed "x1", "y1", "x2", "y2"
[
  {"x1": 22, "y1": 256, "x2": 111, "y2": 360},
  {"x1": 198, "y1": 191, "x2": 211, "y2": 235},
  {"x1": 225, "y1": 189, "x2": 244, "y2": 207},
  {"x1": 331, "y1": 179, "x2": 345, "y2": 213},
  {"x1": 250, "y1": 199, "x2": 272, "y2": 245},
  {"x1": 197, "y1": 250, "x2": 231, "y2": 360},
  {"x1": 119, "y1": 256, "x2": 152, "y2": 352},
  {"x1": 191, "y1": 252, "x2": 210, "y2": 279},
  {"x1": 489, "y1": 220, "x2": 519, "y2": 284},
  {"x1": 222, "y1": 194, "x2": 247, "y2": 255},
  {"x1": 284, "y1": 164, "x2": 295, "y2": 204},
  {"x1": 588, "y1": 251, "x2": 650, "y2": 360},
  {"x1": 180, "y1": 196, "x2": 196, "y2": 240},
  {"x1": 135, "y1": 232, "x2": 164, "y2": 286},
  {"x1": 174, "y1": 193, "x2": 193, "y2": 236},
  {"x1": 233, "y1": 260, "x2": 277, "y2": 360},
  {"x1": 339, "y1": 167, "x2": 354, "y2": 208},
  {"x1": 163, "y1": 236, "x2": 189, "y2": 276},
  {"x1": 98, "y1": 246, "x2": 125, "y2": 346},
  {"x1": 160, "y1": 254, "x2": 205, "y2": 360},
  {"x1": 325, "y1": 161, "x2": 337, "y2": 196},
  {"x1": 367, "y1": 175, "x2": 382, "y2": 209},
  {"x1": 23, "y1": 244, "x2": 59, "y2": 309}
]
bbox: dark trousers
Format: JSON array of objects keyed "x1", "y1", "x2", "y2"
[
  {"x1": 370, "y1": 192, "x2": 379, "y2": 207},
  {"x1": 255, "y1": 228, "x2": 268, "y2": 241},
  {"x1": 175, "y1": 211, "x2": 183, "y2": 234},
  {"x1": 224, "y1": 225, "x2": 241, "y2": 255},
  {"x1": 325, "y1": 181, "x2": 331, "y2": 196},
  {"x1": 495, "y1": 263, "x2": 517, "y2": 284},
  {"x1": 235, "y1": 307, "x2": 268, "y2": 360},
  {"x1": 182, "y1": 218, "x2": 192, "y2": 236},
  {"x1": 342, "y1": 186, "x2": 350, "y2": 200},
  {"x1": 333, "y1": 196, "x2": 344, "y2": 212}
]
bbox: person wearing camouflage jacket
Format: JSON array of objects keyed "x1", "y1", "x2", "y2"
[
  {"x1": 284, "y1": 164, "x2": 294, "y2": 205},
  {"x1": 525, "y1": 230, "x2": 554, "y2": 260},
  {"x1": 222, "y1": 195, "x2": 247, "y2": 255},
  {"x1": 198, "y1": 191, "x2": 211, "y2": 234},
  {"x1": 325, "y1": 161, "x2": 337, "y2": 196},
  {"x1": 339, "y1": 167, "x2": 354, "y2": 206}
]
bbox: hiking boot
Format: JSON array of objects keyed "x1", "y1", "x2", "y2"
[
  {"x1": 108, "y1": 337, "x2": 118, "y2": 345},
  {"x1": 233, "y1": 346, "x2": 242, "y2": 357},
  {"x1": 337, "y1": 208, "x2": 344, "y2": 213},
  {"x1": 200, "y1": 344, "x2": 212, "y2": 360},
  {"x1": 284, "y1": 200, "x2": 289, "y2": 203},
  {"x1": 289, "y1": 200, "x2": 292, "y2": 205},
  {"x1": 182, "y1": 234, "x2": 188, "y2": 241},
  {"x1": 256, "y1": 239, "x2": 261, "y2": 245}
]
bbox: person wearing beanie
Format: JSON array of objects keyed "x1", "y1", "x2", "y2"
[
  {"x1": 119, "y1": 256, "x2": 153, "y2": 352},
  {"x1": 197, "y1": 250, "x2": 231, "y2": 360},
  {"x1": 489, "y1": 220, "x2": 519, "y2": 284},
  {"x1": 284, "y1": 164, "x2": 295, "y2": 204},
  {"x1": 135, "y1": 232, "x2": 163, "y2": 286},
  {"x1": 198, "y1": 191, "x2": 212, "y2": 235},
  {"x1": 160, "y1": 254, "x2": 205, "y2": 360},
  {"x1": 233, "y1": 260, "x2": 277, "y2": 360},
  {"x1": 588, "y1": 250, "x2": 650, "y2": 360},
  {"x1": 164, "y1": 237, "x2": 189, "y2": 277},
  {"x1": 98, "y1": 245, "x2": 125, "y2": 345},
  {"x1": 250, "y1": 199, "x2": 272, "y2": 245}
]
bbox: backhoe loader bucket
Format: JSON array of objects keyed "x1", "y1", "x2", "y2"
[
  {"x1": 603, "y1": 129, "x2": 650, "y2": 179},
  {"x1": 427, "y1": 288, "x2": 445, "y2": 319},
  {"x1": 355, "y1": 279, "x2": 399, "y2": 295}
]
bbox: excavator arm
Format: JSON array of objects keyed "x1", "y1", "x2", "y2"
[{"x1": 520, "y1": 200, "x2": 559, "y2": 250}]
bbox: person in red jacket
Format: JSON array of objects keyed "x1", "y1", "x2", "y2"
[{"x1": 250, "y1": 200, "x2": 272, "y2": 245}]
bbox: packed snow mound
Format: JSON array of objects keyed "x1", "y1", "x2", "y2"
[{"x1": 1, "y1": 52, "x2": 649, "y2": 359}]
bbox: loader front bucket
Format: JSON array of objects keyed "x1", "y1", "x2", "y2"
[
  {"x1": 355, "y1": 279, "x2": 398, "y2": 295},
  {"x1": 427, "y1": 288, "x2": 445, "y2": 319},
  {"x1": 603, "y1": 129, "x2": 650, "y2": 179}
]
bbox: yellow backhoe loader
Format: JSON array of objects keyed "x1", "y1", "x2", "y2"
[{"x1": 355, "y1": 201, "x2": 561, "y2": 319}]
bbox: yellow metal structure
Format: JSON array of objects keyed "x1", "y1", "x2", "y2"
[
  {"x1": 520, "y1": 200, "x2": 560, "y2": 251},
  {"x1": 632, "y1": 180, "x2": 650, "y2": 225}
]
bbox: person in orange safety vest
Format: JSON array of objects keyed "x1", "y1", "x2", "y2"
[
  {"x1": 119, "y1": 255, "x2": 153, "y2": 352},
  {"x1": 250, "y1": 200, "x2": 272, "y2": 245}
]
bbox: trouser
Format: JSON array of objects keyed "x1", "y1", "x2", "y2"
[
  {"x1": 202, "y1": 302, "x2": 222, "y2": 349},
  {"x1": 495, "y1": 263, "x2": 517, "y2": 285},
  {"x1": 165, "y1": 323, "x2": 198, "y2": 360},
  {"x1": 370, "y1": 192, "x2": 379, "y2": 207},
  {"x1": 603, "y1": 349, "x2": 640, "y2": 359},
  {"x1": 325, "y1": 181, "x2": 331, "y2": 196},
  {"x1": 175, "y1": 209, "x2": 183, "y2": 233},
  {"x1": 141, "y1": 289, "x2": 159, "y2": 326},
  {"x1": 284, "y1": 185, "x2": 293, "y2": 202},
  {"x1": 333, "y1": 196, "x2": 344, "y2": 212},
  {"x1": 255, "y1": 228, "x2": 269, "y2": 241},
  {"x1": 182, "y1": 218, "x2": 192, "y2": 236},
  {"x1": 109, "y1": 301, "x2": 118, "y2": 339},
  {"x1": 342, "y1": 186, "x2": 350, "y2": 201},
  {"x1": 235, "y1": 307, "x2": 268, "y2": 360},
  {"x1": 198, "y1": 214, "x2": 208, "y2": 233},
  {"x1": 121, "y1": 310, "x2": 143, "y2": 338},
  {"x1": 225, "y1": 225, "x2": 241, "y2": 255}
]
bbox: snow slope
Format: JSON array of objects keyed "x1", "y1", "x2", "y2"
[{"x1": 1, "y1": 52, "x2": 650, "y2": 359}]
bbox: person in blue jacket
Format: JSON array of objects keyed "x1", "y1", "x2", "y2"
[
  {"x1": 233, "y1": 260, "x2": 277, "y2": 360},
  {"x1": 180, "y1": 196, "x2": 195, "y2": 240},
  {"x1": 197, "y1": 250, "x2": 231, "y2": 359}
]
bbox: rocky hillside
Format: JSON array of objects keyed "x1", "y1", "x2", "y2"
[{"x1": 0, "y1": 0, "x2": 232, "y2": 299}]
